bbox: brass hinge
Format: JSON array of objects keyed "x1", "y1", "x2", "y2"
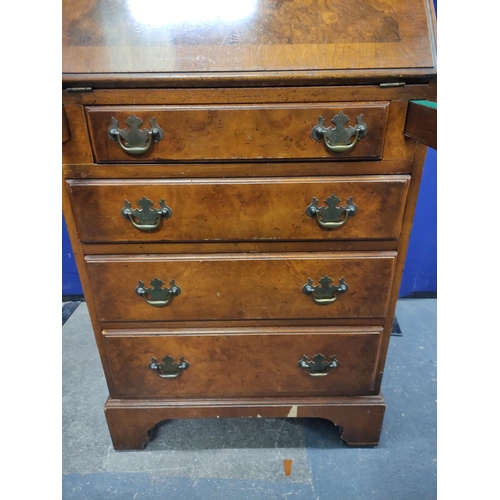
[
  {"x1": 379, "y1": 82, "x2": 406, "y2": 88},
  {"x1": 66, "y1": 87, "x2": 93, "y2": 93}
]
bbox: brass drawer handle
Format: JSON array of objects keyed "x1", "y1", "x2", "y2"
[
  {"x1": 149, "y1": 355, "x2": 190, "y2": 379},
  {"x1": 302, "y1": 276, "x2": 348, "y2": 305},
  {"x1": 135, "y1": 278, "x2": 181, "y2": 307},
  {"x1": 122, "y1": 196, "x2": 172, "y2": 232},
  {"x1": 305, "y1": 194, "x2": 357, "y2": 229},
  {"x1": 298, "y1": 354, "x2": 339, "y2": 376},
  {"x1": 311, "y1": 112, "x2": 368, "y2": 153},
  {"x1": 108, "y1": 115, "x2": 164, "y2": 155}
]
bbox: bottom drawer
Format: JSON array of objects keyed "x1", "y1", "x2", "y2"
[{"x1": 104, "y1": 327, "x2": 383, "y2": 399}]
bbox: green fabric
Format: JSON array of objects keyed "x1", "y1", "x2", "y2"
[{"x1": 410, "y1": 100, "x2": 437, "y2": 110}]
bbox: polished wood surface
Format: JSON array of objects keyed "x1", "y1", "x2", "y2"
[
  {"x1": 62, "y1": 0, "x2": 436, "y2": 450},
  {"x1": 63, "y1": 84, "x2": 437, "y2": 107},
  {"x1": 81, "y1": 240, "x2": 399, "y2": 256},
  {"x1": 63, "y1": 160, "x2": 414, "y2": 179},
  {"x1": 87, "y1": 103, "x2": 388, "y2": 162},
  {"x1": 62, "y1": 106, "x2": 71, "y2": 143},
  {"x1": 62, "y1": 0, "x2": 436, "y2": 87},
  {"x1": 67, "y1": 176, "x2": 409, "y2": 243},
  {"x1": 104, "y1": 326, "x2": 382, "y2": 398},
  {"x1": 369, "y1": 143, "x2": 429, "y2": 391},
  {"x1": 85, "y1": 252, "x2": 395, "y2": 322},
  {"x1": 404, "y1": 100, "x2": 437, "y2": 150},
  {"x1": 62, "y1": 105, "x2": 93, "y2": 164},
  {"x1": 62, "y1": 85, "x2": 423, "y2": 167},
  {"x1": 104, "y1": 395, "x2": 386, "y2": 449}
]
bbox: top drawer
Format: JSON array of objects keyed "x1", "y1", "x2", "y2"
[{"x1": 86, "y1": 103, "x2": 389, "y2": 163}]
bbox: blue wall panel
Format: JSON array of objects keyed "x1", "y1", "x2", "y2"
[
  {"x1": 62, "y1": 214, "x2": 83, "y2": 296},
  {"x1": 398, "y1": 148, "x2": 437, "y2": 296}
]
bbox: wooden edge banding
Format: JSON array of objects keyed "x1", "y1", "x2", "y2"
[
  {"x1": 62, "y1": 180, "x2": 118, "y2": 394},
  {"x1": 404, "y1": 101, "x2": 437, "y2": 150},
  {"x1": 62, "y1": 106, "x2": 71, "y2": 143},
  {"x1": 102, "y1": 325, "x2": 384, "y2": 336},
  {"x1": 62, "y1": 105, "x2": 94, "y2": 163},
  {"x1": 63, "y1": 84, "x2": 437, "y2": 107},
  {"x1": 62, "y1": 68, "x2": 437, "y2": 89},
  {"x1": 104, "y1": 395, "x2": 386, "y2": 449},
  {"x1": 98, "y1": 318, "x2": 385, "y2": 330},
  {"x1": 84, "y1": 250, "x2": 397, "y2": 262},
  {"x1": 373, "y1": 143, "x2": 430, "y2": 391},
  {"x1": 62, "y1": 161, "x2": 415, "y2": 179},
  {"x1": 81, "y1": 241, "x2": 400, "y2": 256}
]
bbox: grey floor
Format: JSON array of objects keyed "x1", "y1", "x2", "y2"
[{"x1": 62, "y1": 299, "x2": 436, "y2": 499}]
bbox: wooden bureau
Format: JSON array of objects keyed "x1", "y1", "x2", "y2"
[{"x1": 62, "y1": 0, "x2": 437, "y2": 449}]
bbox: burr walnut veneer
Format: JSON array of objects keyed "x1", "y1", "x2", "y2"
[{"x1": 63, "y1": 0, "x2": 437, "y2": 449}]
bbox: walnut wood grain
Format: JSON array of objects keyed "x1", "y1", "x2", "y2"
[
  {"x1": 63, "y1": 160, "x2": 414, "y2": 179},
  {"x1": 62, "y1": 106, "x2": 71, "y2": 143},
  {"x1": 67, "y1": 176, "x2": 409, "y2": 243},
  {"x1": 86, "y1": 103, "x2": 388, "y2": 163},
  {"x1": 62, "y1": 0, "x2": 436, "y2": 87},
  {"x1": 62, "y1": 178, "x2": 118, "y2": 394},
  {"x1": 97, "y1": 318, "x2": 385, "y2": 331},
  {"x1": 85, "y1": 252, "x2": 396, "y2": 322},
  {"x1": 62, "y1": 105, "x2": 93, "y2": 164},
  {"x1": 404, "y1": 100, "x2": 437, "y2": 150},
  {"x1": 62, "y1": 89, "x2": 420, "y2": 166},
  {"x1": 63, "y1": 84, "x2": 437, "y2": 107},
  {"x1": 63, "y1": 70, "x2": 437, "y2": 89},
  {"x1": 62, "y1": 0, "x2": 437, "y2": 452},
  {"x1": 104, "y1": 395, "x2": 386, "y2": 449},
  {"x1": 103, "y1": 326, "x2": 382, "y2": 399},
  {"x1": 372, "y1": 144, "x2": 430, "y2": 392},
  {"x1": 81, "y1": 240, "x2": 398, "y2": 256}
]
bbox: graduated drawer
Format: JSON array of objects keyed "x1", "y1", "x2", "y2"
[
  {"x1": 86, "y1": 102, "x2": 388, "y2": 162},
  {"x1": 67, "y1": 176, "x2": 409, "y2": 243},
  {"x1": 103, "y1": 326, "x2": 383, "y2": 399},
  {"x1": 86, "y1": 252, "x2": 396, "y2": 322}
]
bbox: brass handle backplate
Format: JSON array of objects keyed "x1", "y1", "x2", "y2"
[
  {"x1": 311, "y1": 112, "x2": 368, "y2": 153},
  {"x1": 298, "y1": 354, "x2": 339, "y2": 376},
  {"x1": 149, "y1": 355, "x2": 190, "y2": 378},
  {"x1": 108, "y1": 115, "x2": 164, "y2": 155},
  {"x1": 135, "y1": 278, "x2": 181, "y2": 307},
  {"x1": 305, "y1": 194, "x2": 357, "y2": 229},
  {"x1": 122, "y1": 196, "x2": 172, "y2": 232},
  {"x1": 302, "y1": 276, "x2": 348, "y2": 305}
]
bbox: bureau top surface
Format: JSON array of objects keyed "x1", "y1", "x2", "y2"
[{"x1": 62, "y1": 0, "x2": 436, "y2": 88}]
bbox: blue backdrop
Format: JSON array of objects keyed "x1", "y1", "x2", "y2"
[{"x1": 398, "y1": 148, "x2": 437, "y2": 296}]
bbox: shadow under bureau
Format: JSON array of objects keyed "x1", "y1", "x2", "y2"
[{"x1": 62, "y1": 0, "x2": 437, "y2": 449}]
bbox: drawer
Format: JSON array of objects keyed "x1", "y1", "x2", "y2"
[
  {"x1": 67, "y1": 176, "x2": 409, "y2": 243},
  {"x1": 86, "y1": 252, "x2": 396, "y2": 322},
  {"x1": 86, "y1": 103, "x2": 389, "y2": 163},
  {"x1": 103, "y1": 326, "x2": 383, "y2": 399}
]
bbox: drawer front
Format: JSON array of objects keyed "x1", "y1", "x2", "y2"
[
  {"x1": 103, "y1": 327, "x2": 383, "y2": 398},
  {"x1": 86, "y1": 252, "x2": 396, "y2": 322},
  {"x1": 68, "y1": 176, "x2": 409, "y2": 243},
  {"x1": 86, "y1": 103, "x2": 389, "y2": 162}
]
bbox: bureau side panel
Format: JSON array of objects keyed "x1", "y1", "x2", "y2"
[
  {"x1": 374, "y1": 143, "x2": 431, "y2": 391},
  {"x1": 62, "y1": 177, "x2": 119, "y2": 395}
]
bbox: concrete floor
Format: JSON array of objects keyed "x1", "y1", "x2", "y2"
[{"x1": 62, "y1": 299, "x2": 436, "y2": 499}]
